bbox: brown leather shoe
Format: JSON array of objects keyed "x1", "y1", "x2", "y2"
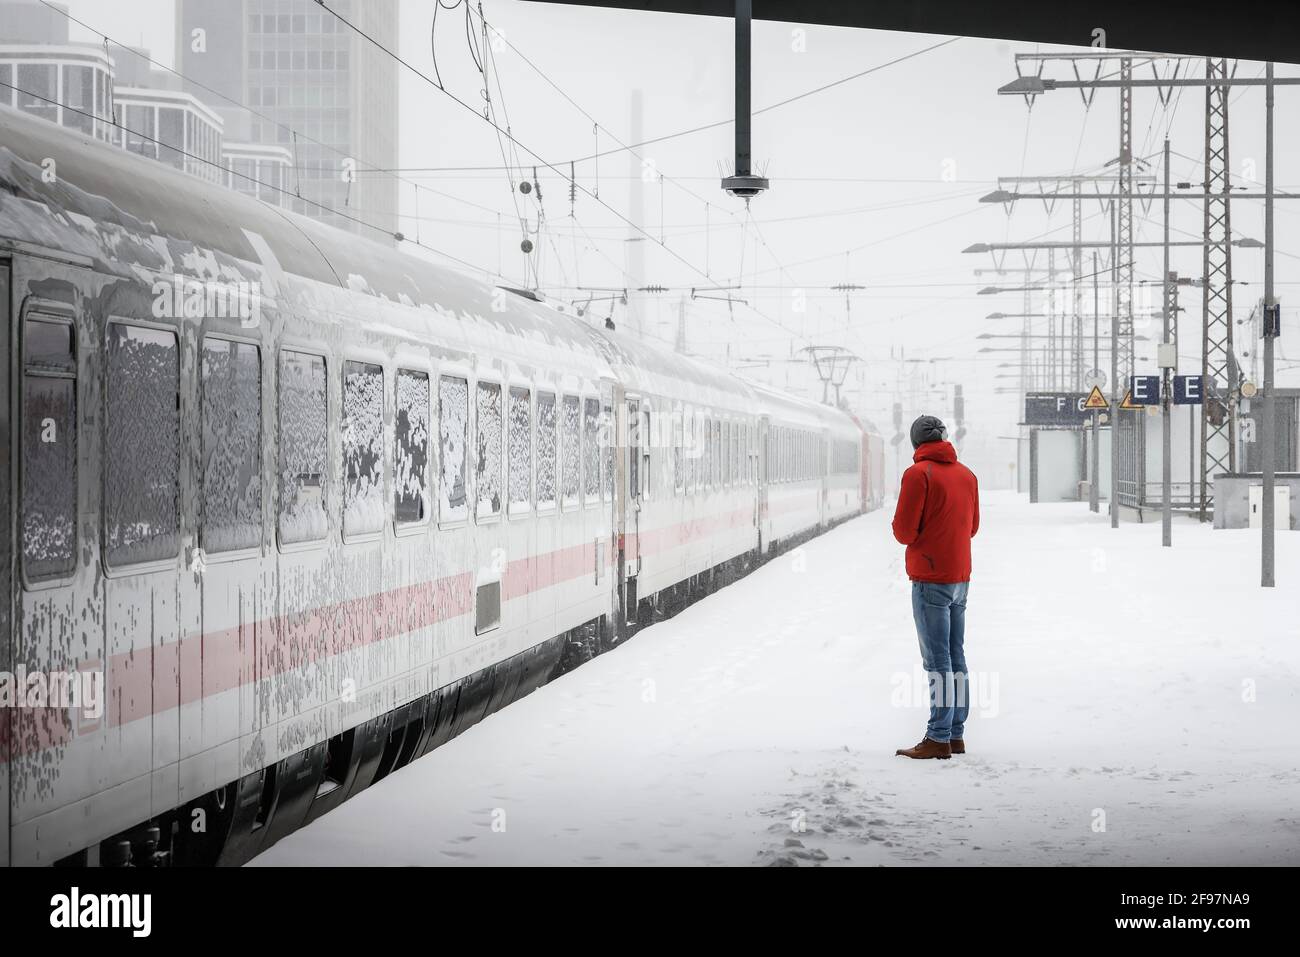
[
  {"x1": 950, "y1": 739, "x2": 965, "y2": 754},
  {"x1": 895, "y1": 737, "x2": 952, "y2": 759}
]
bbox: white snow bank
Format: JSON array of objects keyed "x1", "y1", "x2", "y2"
[{"x1": 253, "y1": 492, "x2": 1300, "y2": 866}]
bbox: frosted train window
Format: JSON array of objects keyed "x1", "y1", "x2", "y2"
[
  {"x1": 342, "y1": 361, "x2": 384, "y2": 537},
  {"x1": 683, "y1": 414, "x2": 692, "y2": 494},
  {"x1": 561, "y1": 395, "x2": 580, "y2": 507},
  {"x1": 713, "y1": 420, "x2": 722, "y2": 488},
  {"x1": 106, "y1": 323, "x2": 180, "y2": 566},
  {"x1": 641, "y1": 407, "x2": 652, "y2": 500},
  {"x1": 201, "y1": 338, "x2": 262, "y2": 552},
  {"x1": 602, "y1": 402, "x2": 614, "y2": 503},
  {"x1": 278, "y1": 351, "x2": 328, "y2": 543},
  {"x1": 701, "y1": 417, "x2": 711, "y2": 492},
  {"x1": 395, "y1": 369, "x2": 430, "y2": 524},
  {"x1": 673, "y1": 412, "x2": 684, "y2": 494},
  {"x1": 439, "y1": 375, "x2": 468, "y2": 522},
  {"x1": 691, "y1": 414, "x2": 700, "y2": 493},
  {"x1": 627, "y1": 399, "x2": 640, "y2": 499},
  {"x1": 21, "y1": 315, "x2": 77, "y2": 582},
  {"x1": 583, "y1": 397, "x2": 601, "y2": 502},
  {"x1": 476, "y1": 381, "x2": 503, "y2": 518},
  {"x1": 723, "y1": 421, "x2": 731, "y2": 486},
  {"x1": 536, "y1": 391, "x2": 557, "y2": 509},
  {"x1": 508, "y1": 386, "x2": 532, "y2": 514}
]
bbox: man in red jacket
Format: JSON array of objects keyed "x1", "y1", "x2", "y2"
[{"x1": 891, "y1": 415, "x2": 980, "y2": 760}]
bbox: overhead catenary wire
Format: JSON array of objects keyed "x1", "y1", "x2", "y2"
[{"x1": 316, "y1": 0, "x2": 816, "y2": 345}]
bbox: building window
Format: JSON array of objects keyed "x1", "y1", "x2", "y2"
[
  {"x1": 16, "y1": 63, "x2": 56, "y2": 123},
  {"x1": 62, "y1": 65, "x2": 94, "y2": 134}
]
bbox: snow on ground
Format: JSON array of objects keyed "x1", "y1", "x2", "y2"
[{"x1": 254, "y1": 491, "x2": 1300, "y2": 866}]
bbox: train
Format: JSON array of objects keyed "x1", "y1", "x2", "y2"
[{"x1": 0, "y1": 104, "x2": 885, "y2": 866}]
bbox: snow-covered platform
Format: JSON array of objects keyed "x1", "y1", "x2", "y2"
[{"x1": 254, "y1": 492, "x2": 1300, "y2": 866}]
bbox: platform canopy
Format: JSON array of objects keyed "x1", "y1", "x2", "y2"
[{"x1": 522, "y1": 0, "x2": 1298, "y2": 64}]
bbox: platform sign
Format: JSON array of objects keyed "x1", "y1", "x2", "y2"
[
  {"x1": 1129, "y1": 375, "x2": 1161, "y2": 405},
  {"x1": 1264, "y1": 302, "x2": 1282, "y2": 338},
  {"x1": 1083, "y1": 385, "x2": 1108, "y2": 410},
  {"x1": 1023, "y1": 391, "x2": 1091, "y2": 426},
  {"x1": 1173, "y1": 374, "x2": 1204, "y2": 405}
]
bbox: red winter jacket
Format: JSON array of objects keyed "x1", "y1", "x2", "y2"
[{"x1": 891, "y1": 440, "x2": 980, "y2": 583}]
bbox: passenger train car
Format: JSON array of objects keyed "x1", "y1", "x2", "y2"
[{"x1": 0, "y1": 105, "x2": 881, "y2": 866}]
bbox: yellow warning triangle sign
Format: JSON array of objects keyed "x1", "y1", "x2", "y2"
[
  {"x1": 1084, "y1": 385, "x2": 1108, "y2": 410},
  {"x1": 1119, "y1": 389, "x2": 1140, "y2": 410}
]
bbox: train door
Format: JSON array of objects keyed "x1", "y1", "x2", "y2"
[
  {"x1": 1, "y1": 258, "x2": 10, "y2": 866},
  {"x1": 600, "y1": 378, "x2": 617, "y2": 623},
  {"x1": 758, "y1": 416, "x2": 771, "y2": 554},
  {"x1": 622, "y1": 394, "x2": 642, "y2": 625},
  {"x1": 820, "y1": 428, "x2": 830, "y2": 525}
]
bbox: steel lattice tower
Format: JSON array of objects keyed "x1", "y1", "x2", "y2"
[
  {"x1": 1117, "y1": 57, "x2": 1136, "y2": 389},
  {"x1": 1200, "y1": 57, "x2": 1236, "y2": 518}
]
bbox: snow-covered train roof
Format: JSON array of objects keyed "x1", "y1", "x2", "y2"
[{"x1": 0, "y1": 105, "x2": 861, "y2": 425}]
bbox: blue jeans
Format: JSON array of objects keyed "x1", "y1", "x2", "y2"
[{"x1": 911, "y1": 581, "x2": 970, "y2": 743}]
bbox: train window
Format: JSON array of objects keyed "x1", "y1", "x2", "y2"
[
  {"x1": 201, "y1": 338, "x2": 262, "y2": 552},
  {"x1": 701, "y1": 417, "x2": 711, "y2": 492},
  {"x1": 722, "y1": 421, "x2": 731, "y2": 486},
  {"x1": 602, "y1": 401, "x2": 614, "y2": 503},
  {"x1": 752, "y1": 424, "x2": 759, "y2": 485},
  {"x1": 279, "y1": 351, "x2": 328, "y2": 543},
  {"x1": 735, "y1": 421, "x2": 742, "y2": 485},
  {"x1": 21, "y1": 315, "x2": 77, "y2": 582},
  {"x1": 583, "y1": 397, "x2": 601, "y2": 503},
  {"x1": 342, "y1": 361, "x2": 385, "y2": 537},
  {"x1": 685, "y1": 413, "x2": 695, "y2": 494},
  {"x1": 395, "y1": 369, "x2": 430, "y2": 524},
  {"x1": 561, "y1": 395, "x2": 581, "y2": 508},
  {"x1": 105, "y1": 323, "x2": 180, "y2": 566},
  {"x1": 536, "y1": 391, "x2": 558, "y2": 509},
  {"x1": 508, "y1": 386, "x2": 532, "y2": 515},
  {"x1": 438, "y1": 375, "x2": 469, "y2": 523},
  {"x1": 673, "y1": 412, "x2": 684, "y2": 495},
  {"x1": 717, "y1": 421, "x2": 728, "y2": 486},
  {"x1": 736, "y1": 423, "x2": 743, "y2": 484},
  {"x1": 715, "y1": 418, "x2": 723, "y2": 487},
  {"x1": 475, "y1": 381, "x2": 503, "y2": 518},
  {"x1": 641, "y1": 407, "x2": 652, "y2": 500},
  {"x1": 626, "y1": 399, "x2": 640, "y2": 500}
]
